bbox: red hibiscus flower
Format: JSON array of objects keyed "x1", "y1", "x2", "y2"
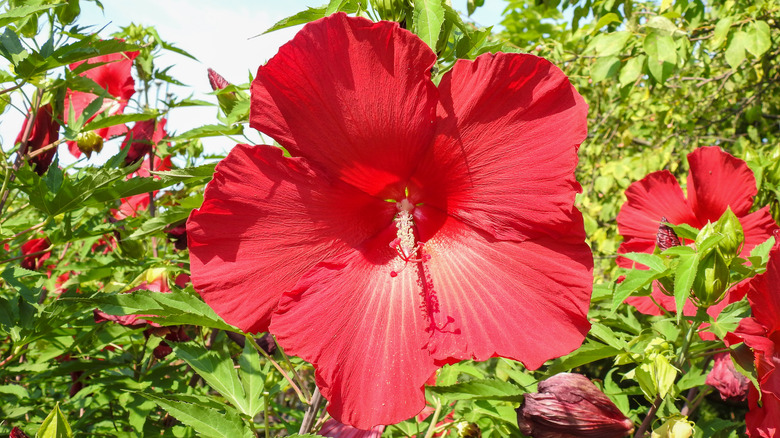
[
  {"x1": 733, "y1": 236, "x2": 780, "y2": 437},
  {"x1": 121, "y1": 118, "x2": 167, "y2": 165},
  {"x1": 187, "y1": 13, "x2": 591, "y2": 428},
  {"x1": 64, "y1": 48, "x2": 139, "y2": 157},
  {"x1": 16, "y1": 103, "x2": 60, "y2": 175},
  {"x1": 617, "y1": 146, "x2": 778, "y2": 316},
  {"x1": 21, "y1": 237, "x2": 52, "y2": 271}
]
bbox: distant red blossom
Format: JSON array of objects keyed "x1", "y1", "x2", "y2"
[
  {"x1": 733, "y1": 236, "x2": 780, "y2": 437},
  {"x1": 319, "y1": 419, "x2": 384, "y2": 438},
  {"x1": 65, "y1": 48, "x2": 139, "y2": 157},
  {"x1": 21, "y1": 237, "x2": 51, "y2": 271},
  {"x1": 617, "y1": 147, "x2": 778, "y2": 316},
  {"x1": 188, "y1": 14, "x2": 592, "y2": 428},
  {"x1": 16, "y1": 103, "x2": 60, "y2": 175},
  {"x1": 706, "y1": 352, "x2": 749, "y2": 402},
  {"x1": 121, "y1": 118, "x2": 167, "y2": 165}
]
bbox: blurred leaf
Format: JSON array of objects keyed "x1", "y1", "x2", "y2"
[
  {"x1": 591, "y1": 13, "x2": 621, "y2": 33},
  {"x1": 745, "y1": 20, "x2": 770, "y2": 58},
  {"x1": 547, "y1": 340, "x2": 620, "y2": 374},
  {"x1": 0, "y1": 3, "x2": 65, "y2": 28},
  {"x1": 591, "y1": 56, "x2": 620, "y2": 83},
  {"x1": 674, "y1": 253, "x2": 698, "y2": 322},
  {"x1": 588, "y1": 31, "x2": 631, "y2": 57},
  {"x1": 467, "y1": 0, "x2": 484, "y2": 16},
  {"x1": 644, "y1": 31, "x2": 676, "y2": 83},
  {"x1": 0, "y1": 27, "x2": 28, "y2": 65},
  {"x1": 709, "y1": 17, "x2": 733, "y2": 50},
  {"x1": 126, "y1": 207, "x2": 191, "y2": 240},
  {"x1": 83, "y1": 111, "x2": 160, "y2": 132},
  {"x1": 168, "y1": 124, "x2": 243, "y2": 141},
  {"x1": 619, "y1": 55, "x2": 645, "y2": 87},
  {"x1": 725, "y1": 31, "x2": 748, "y2": 69},
  {"x1": 622, "y1": 252, "x2": 667, "y2": 272}
]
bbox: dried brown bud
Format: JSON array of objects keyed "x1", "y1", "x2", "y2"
[
  {"x1": 75, "y1": 131, "x2": 104, "y2": 158},
  {"x1": 656, "y1": 217, "x2": 681, "y2": 251},
  {"x1": 705, "y1": 352, "x2": 749, "y2": 402},
  {"x1": 516, "y1": 373, "x2": 634, "y2": 438}
]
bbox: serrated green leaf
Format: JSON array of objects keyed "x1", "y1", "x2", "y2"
[
  {"x1": 745, "y1": 20, "x2": 771, "y2": 58},
  {"x1": 428, "y1": 379, "x2": 524, "y2": 402},
  {"x1": 262, "y1": 7, "x2": 326, "y2": 34},
  {"x1": 548, "y1": 340, "x2": 620, "y2": 374},
  {"x1": 141, "y1": 393, "x2": 253, "y2": 438},
  {"x1": 72, "y1": 288, "x2": 237, "y2": 331},
  {"x1": 126, "y1": 207, "x2": 191, "y2": 240},
  {"x1": 613, "y1": 269, "x2": 665, "y2": 311},
  {"x1": 750, "y1": 236, "x2": 775, "y2": 266},
  {"x1": 237, "y1": 342, "x2": 266, "y2": 417},
  {"x1": 36, "y1": 403, "x2": 72, "y2": 438},
  {"x1": 665, "y1": 222, "x2": 700, "y2": 241},
  {"x1": 674, "y1": 253, "x2": 698, "y2": 322},
  {"x1": 168, "y1": 124, "x2": 243, "y2": 141},
  {"x1": 0, "y1": 3, "x2": 65, "y2": 28},
  {"x1": 413, "y1": 0, "x2": 445, "y2": 50},
  {"x1": 622, "y1": 252, "x2": 668, "y2": 272},
  {"x1": 173, "y1": 343, "x2": 251, "y2": 415},
  {"x1": 83, "y1": 111, "x2": 160, "y2": 132},
  {"x1": 0, "y1": 27, "x2": 28, "y2": 66},
  {"x1": 587, "y1": 31, "x2": 631, "y2": 57}
]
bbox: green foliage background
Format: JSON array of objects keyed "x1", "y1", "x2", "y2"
[{"x1": 0, "y1": 0, "x2": 778, "y2": 437}]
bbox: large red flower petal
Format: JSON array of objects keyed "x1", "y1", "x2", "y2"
[
  {"x1": 251, "y1": 13, "x2": 437, "y2": 198},
  {"x1": 188, "y1": 144, "x2": 394, "y2": 333},
  {"x1": 410, "y1": 53, "x2": 587, "y2": 242},
  {"x1": 418, "y1": 213, "x2": 592, "y2": 370},
  {"x1": 270, "y1": 227, "x2": 437, "y2": 429},
  {"x1": 617, "y1": 170, "x2": 699, "y2": 241},
  {"x1": 686, "y1": 146, "x2": 757, "y2": 222},
  {"x1": 746, "y1": 388, "x2": 780, "y2": 438},
  {"x1": 740, "y1": 207, "x2": 779, "y2": 257}
]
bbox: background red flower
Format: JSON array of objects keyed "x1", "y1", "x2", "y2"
[
  {"x1": 16, "y1": 103, "x2": 60, "y2": 175},
  {"x1": 616, "y1": 146, "x2": 778, "y2": 316}
]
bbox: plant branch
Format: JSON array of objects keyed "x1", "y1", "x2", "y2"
[
  {"x1": 246, "y1": 334, "x2": 307, "y2": 404},
  {"x1": 298, "y1": 387, "x2": 323, "y2": 435}
]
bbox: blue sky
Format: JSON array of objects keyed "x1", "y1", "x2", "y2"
[{"x1": 2, "y1": 1, "x2": 507, "y2": 165}]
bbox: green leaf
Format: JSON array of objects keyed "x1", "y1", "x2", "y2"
[
  {"x1": 749, "y1": 236, "x2": 775, "y2": 266},
  {"x1": 745, "y1": 20, "x2": 771, "y2": 58},
  {"x1": 645, "y1": 16, "x2": 680, "y2": 36},
  {"x1": 0, "y1": 27, "x2": 28, "y2": 66},
  {"x1": 428, "y1": 379, "x2": 524, "y2": 402},
  {"x1": 15, "y1": 38, "x2": 143, "y2": 79},
  {"x1": 621, "y1": 252, "x2": 667, "y2": 272},
  {"x1": 591, "y1": 56, "x2": 620, "y2": 83},
  {"x1": 709, "y1": 17, "x2": 733, "y2": 50},
  {"x1": 591, "y1": 13, "x2": 622, "y2": 33},
  {"x1": 707, "y1": 300, "x2": 750, "y2": 339},
  {"x1": 588, "y1": 31, "x2": 631, "y2": 57},
  {"x1": 262, "y1": 7, "x2": 326, "y2": 34},
  {"x1": 325, "y1": 0, "x2": 355, "y2": 15},
  {"x1": 665, "y1": 222, "x2": 699, "y2": 241},
  {"x1": 237, "y1": 342, "x2": 266, "y2": 417},
  {"x1": 674, "y1": 252, "x2": 699, "y2": 322},
  {"x1": 126, "y1": 207, "x2": 191, "y2": 240},
  {"x1": 548, "y1": 340, "x2": 620, "y2": 374},
  {"x1": 173, "y1": 343, "x2": 252, "y2": 415},
  {"x1": 613, "y1": 269, "x2": 666, "y2": 311},
  {"x1": 168, "y1": 124, "x2": 243, "y2": 141},
  {"x1": 83, "y1": 112, "x2": 160, "y2": 132},
  {"x1": 467, "y1": 0, "x2": 485, "y2": 16},
  {"x1": 0, "y1": 3, "x2": 65, "y2": 28},
  {"x1": 36, "y1": 403, "x2": 72, "y2": 438},
  {"x1": 72, "y1": 287, "x2": 238, "y2": 331},
  {"x1": 141, "y1": 393, "x2": 254, "y2": 438},
  {"x1": 644, "y1": 31, "x2": 676, "y2": 83},
  {"x1": 725, "y1": 31, "x2": 748, "y2": 69},
  {"x1": 619, "y1": 55, "x2": 645, "y2": 86},
  {"x1": 413, "y1": 0, "x2": 445, "y2": 51}
]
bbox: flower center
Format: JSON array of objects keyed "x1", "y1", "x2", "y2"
[{"x1": 388, "y1": 198, "x2": 428, "y2": 277}]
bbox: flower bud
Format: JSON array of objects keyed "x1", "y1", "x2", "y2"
[
  {"x1": 691, "y1": 248, "x2": 730, "y2": 306},
  {"x1": 207, "y1": 68, "x2": 238, "y2": 114},
  {"x1": 75, "y1": 131, "x2": 104, "y2": 157},
  {"x1": 651, "y1": 416, "x2": 694, "y2": 438},
  {"x1": 656, "y1": 217, "x2": 681, "y2": 251},
  {"x1": 705, "y1": 352, "x2": 749, "y2": 402},
  {"x1": 456, "y1": 421, "x2": 481, "y2": 438},
  {"x1": 712, "y1": 208, "x2": 744, "y2": 261},
  {"x1": 516, "y1": 373, "x2": 634, "y2": 438},
  {"x1": 695, "y1": 222, "x2": 716, "y2": 250},
  {"x1": 10, "y1": 427, "x2": 31, "y2": 438}
]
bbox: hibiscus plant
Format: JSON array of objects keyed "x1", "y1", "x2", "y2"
[{"x1": 0, "y1": 1, "x2": 779, "y2": 438}]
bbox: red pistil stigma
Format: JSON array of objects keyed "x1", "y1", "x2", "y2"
[{"x1": 390, "y1": 271, "x2": 398, "y2": 277}]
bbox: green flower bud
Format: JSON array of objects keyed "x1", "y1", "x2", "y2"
[
  {"x1": 712, "y1": 208, "x2": 744, "y2": 261},
  {"x1": 651, "y1": 416, "x2": 694, "y2": 438},
  {"x1": 694, "y1": 221, "x2": 716, "y2": 250},
  {"x1": 692, "y1": 248, "x2": 730, "y2": 306},
  {"x1": 76, "y1": 131, "x2": 104, "y2": 158}
]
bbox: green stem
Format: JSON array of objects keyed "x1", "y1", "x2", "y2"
[
  {"x1": 263, "y1": 391, "x2": 270, "y2": 438},
  {"x1": 246, "y1": 334, "x2": 307, "y2": 403},
  {"x1": 423, "y1": 398, "x2": 442, "y2": 438},
  {"x1": 273, "y1": 335, "x2": 311, "y2": 401}
]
